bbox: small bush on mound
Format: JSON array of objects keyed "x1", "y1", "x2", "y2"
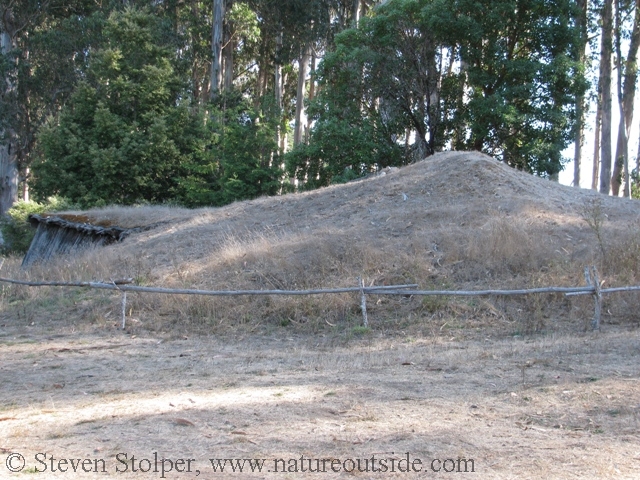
[{"x1": 1, "y1": 197, "x2": 71, "y2": 254}]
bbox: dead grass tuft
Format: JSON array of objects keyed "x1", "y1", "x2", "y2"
[
  {"x1": 56, "y1": 205, "x2": 199, "y2": 229},
  {"x1": 439, "y1": 215, "x2": 556, "y2": 281}
]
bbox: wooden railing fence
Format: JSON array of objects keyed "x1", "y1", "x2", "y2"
[{"x1": 1, "y1": 265, "x2": 637, "y2": 331}]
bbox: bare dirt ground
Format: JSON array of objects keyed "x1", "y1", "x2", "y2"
[
  {"x1": 2, "y1": 152, "x2": 640, "y2": 479},
  {"x1": 1, "y1": 320, "x2": 640, "y2": 479}
]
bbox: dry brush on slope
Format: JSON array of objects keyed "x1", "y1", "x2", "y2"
[{"x1": 2, "y1": 151, "x2": 640, "y2": 336}]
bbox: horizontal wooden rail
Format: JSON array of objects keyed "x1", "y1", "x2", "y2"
[
  {"x1": 1, "y1": 265, "x2": 637, "y2": 331},
  {"x1": 0, "y1": 278, "x2": 418, "y2": 296},
  {"x1": 0, "y1": 277, "x2": 134, "y2": 288},
  {"x1": 367, "y1": 286, "x2": 594, "y2": 296}
]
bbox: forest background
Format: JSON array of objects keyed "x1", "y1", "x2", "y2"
[{"x1": 0, "y1": 0, "x2": 636, "y2": 227}]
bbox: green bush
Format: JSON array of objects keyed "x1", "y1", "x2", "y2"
[{"x1": 1, "y1": 197, "x2": 71, "y2": 254}]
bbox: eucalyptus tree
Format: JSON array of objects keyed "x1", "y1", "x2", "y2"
[
  {"x1": 288, "y1": 0, "x2": 583, "y2": 188},
  {"x1": 428, "y1": 0, "x2": 581, "y2": 176},
  {"x1": 0, "y1": 0, "x2": 111, "y2": 214},
  {"x1": 611, "y1": 0, "x2": 640, "y2": 196},
  {"x1": 599, "y1": 0, "x2": 614, "y2": 194},
  {"x1": 211, "y1": 0, "x2": 225, "y2": 97},
  {"x1": 573, "y1": 0, "x2": 589, "y2": 188},
  {"x1": 287, "y1": 0, "x2": 425, "y2": 187},
  {"x1": 0, "y1": 0, "x2": 168, "y2": 214},
  {"x1": 0, "y1": 0, "x2": 20, "y2": 214}
]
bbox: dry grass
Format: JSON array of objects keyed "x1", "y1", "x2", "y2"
[
  {"x1": 3, "y1": 152, "x2": 640, "y2": 478},
  {"x1": 3, "y1": 151, "x2": 640, "y2": 336},
  {"x1": 55, "y1": 204, "x2": 199, "y2": 229}
]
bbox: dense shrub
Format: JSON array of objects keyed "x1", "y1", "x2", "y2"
[{"x1": 0, "y1": 197, "x2": 71, "y2": 254}]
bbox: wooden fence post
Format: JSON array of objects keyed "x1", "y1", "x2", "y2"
[
  {"x1": 359, "y1": 277, "x2": 369, "y2": 327},
  {"x1": 121, "y1": 291, "x2": 127, "y2": 330},
  {"x1": 590, "y1": 266, "x2": 602, "y2": 331}
]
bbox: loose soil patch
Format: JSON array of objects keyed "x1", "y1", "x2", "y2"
[{"x1": 1, "y1": 320, "x2": 639, "y2": 479}]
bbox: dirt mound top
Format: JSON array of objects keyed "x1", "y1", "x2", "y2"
[
  {"x1": 66, "y1": 150, "x2": 636, "y2": 247},
  {"x1": 90, "y1": 150, "x2": 636, "y2": 273}
]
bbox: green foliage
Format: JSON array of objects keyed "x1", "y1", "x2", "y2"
[
  {"x1": 211, "y1": 98, "x2": 284, "y2": 205},
  {"x1": 286, "y1": 13, "x2": 410, "y2": 188},
  {"x1": 9, "y1": 0, "x2": 587, "y2": 210},
  {"x1": 350, "y1": 325, "x2": 371, "y2": 336},
  {"x1": 425, "y1": 0, "x2": 581, "y2": 175},
  {"x1": 332, "y1": 167, "x2": 361, "y2": 185},
  {"x1": 286, "y1": 112, "x2": 404, "y2": 189},
  {"x1": 31, "y1": 8, "x2": 206, "y2": 207},
  {"x1": 632, "y1": 169, "x2": 640, "y2": 199},
  {"x1": 178, "y1": 93, "x2": 285, "y2": 207},
  {"x1": 246, "y1": 0, "x2": 334, "y2": 63},
  {"x1": 0, "y1": 1, "x2": 121, "y2": 208},
  {"x1": 31, "y1": 7, "x2": 287, "y2": 209},
  {"x1": 288, "y1": 0, "x2": 583, "y2": 189},
  {"x1": 0, "y1": 197, "x2": 71, "y2": 254}
]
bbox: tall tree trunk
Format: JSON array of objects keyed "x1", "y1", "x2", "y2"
[
  {"x1": 223, "y1": 0, "x2": 234, "y2": 92},
  {"x1": 274, "y1": 28, "x2": 283, "y2": 152},
  {"x1": 611, "y1": 0, "x2": 640, "y2": 196},
  {"x1": 223, "y1": 36, "x2": 233, "y2": 92},
  {"x1": 592, "y1": 90, "x2": 602, "y2": 190},
  {"x1": 573, "y1": 110, "x2": 583, "y2": 186},
  {"x1": 21, "y1": 167, "x2": 29, "y2": 202},
  {"x1": 210, "y1": 0, "x2": 225, "y2": 99},
  {"x1": 0, "y1": 17, "x2": 18, "y2": 215},
  {"x1": 223, "y1": 45, "x2": 233, "y2": 91},
  {"x1": 294, "y1": 45, "x2": 311, "y2": 147},
  {"x1": 190, "y1": 0, "x2": 205, "y2": 103},
  {"x1": 306, "y1": 51, "x2": 316, "y2": 139},
  {"x1": 599, "y1": 0, "x2": 614, "y2": 194},
  {"x1": 452, "y1": 56, "x2": 467, "y2": 150},
  {"x1": 574, "y1": 0, "x2": 588, "y2": 188},
  {"x1": 275, "y1": 28, "x2": 283, "y2": 113},
  {"x1": 353, "y1": 0, "x2": 361, "y2": 26},
  {"x1": 425, "y1": 35, "x2": 440, "y2": 154},
  {"x1": 635, "y1": 126, "x2": 640, "y2": 179},
  {"x1": 255, "y1": 32, "x2": 270, "y2": 105}
]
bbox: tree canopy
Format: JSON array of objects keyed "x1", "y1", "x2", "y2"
[
  {"x1": 32, "y1": 8, "x2": 202, "y2": 206},
  {"x1": 2, "y1": 0, "x2": 626, "y2": 212},
  {"x1": 288, "y1": 0, "x2": 582, "y2": 187}
]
